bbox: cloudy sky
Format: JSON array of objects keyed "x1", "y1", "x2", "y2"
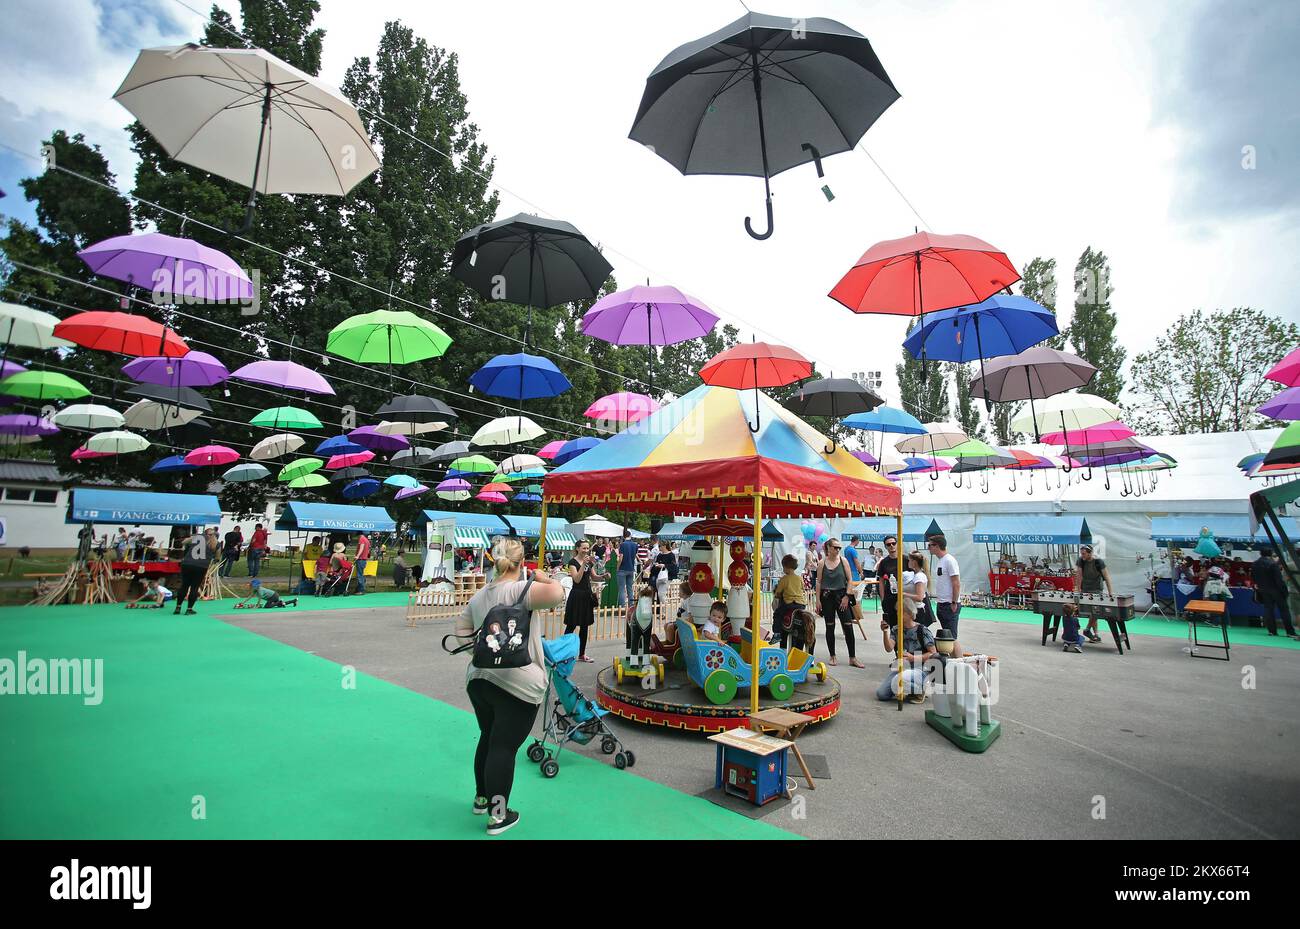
[{"x1": 2, "y1": 0, "x2": 1297, "y2": 413}]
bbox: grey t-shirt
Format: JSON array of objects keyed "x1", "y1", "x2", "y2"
[{"x1": 457, "y1": 578, "x2": 546, "y2": 705}]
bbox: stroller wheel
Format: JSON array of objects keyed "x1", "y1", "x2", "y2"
[
  {"x1": 614, "y1": 752, "x2": 628, "y2": 770},
  {"x1": 541, "y1": 758, "x2": 559, "y2": 779},
  {"x1": 623, "y1": 749, "x2": 636, "y2": 768},
  {"x1": 526, "y1": 742, "x2": 546, "y2": 764},
  {"x1": 600, "y1": 736, "x2": 617, "y2": 755}
]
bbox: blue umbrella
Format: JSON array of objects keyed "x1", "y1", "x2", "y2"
[
  {"x1": 552, "y1": 436, "x2": 602, "y2": 466},
  {"x1": 842, "y1": 406, "x2": 925, "y2": 435},
  {"x1": 342, "y1": 477, "x2": 382, "y2": 500},
  {"x1": 469, "y1": 352, "x2": 571, "y2": 400},
  {"x1": 316, "y1": 434, "x2": 367, "y2": 456},
  {"x1": 150, "y1": 454, "x2": 198, "y2": 473},
  {"x1": 512, "y1": 492, "x2": 542, "y2": 502}
]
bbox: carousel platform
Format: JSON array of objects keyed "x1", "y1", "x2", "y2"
[{"x1": 595, "y1": 664, "x2": 841, "y2": 733}]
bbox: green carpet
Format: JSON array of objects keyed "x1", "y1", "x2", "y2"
[
  {"x1": 954, "y1": 606, "x2": 1300, "y2": 649},
  {"x1": 0, "y1": 600, "x2": 789, "y2": 840}
]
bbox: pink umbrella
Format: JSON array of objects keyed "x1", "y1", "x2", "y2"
[
  {"x1": 913, "y1": 456, "x2": 953, "y2": 474},
  {"x1": 584, "y1": 391, "x2": 661, "y2": 424},
  {"x1": 476, "y1": 491, "x2": 508, "y2": 503},
  {"x1": 1040, "y1": 420, "x2": 1136, "y2": 445},
  {"x1": 327, "y1": 451, "x2": 375, "y2": 469},
  {"x1": 72, "y1": 446, "x2": 113, "y2": 461},
  {"x1": 1266, "y1": 346, "x2": 1300, "y2": 388},
  {"x1": 230, "y1": 359, "x2": 334, "y2": 395},
  {"x1": 185, "y1": 444, "x2": 239, "y2": 466},
  {"x1": 536, "y1": 440, "x2": 565, "y2": 460}
]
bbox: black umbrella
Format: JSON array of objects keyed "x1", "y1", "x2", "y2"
[
  {"x1": 377, "y1": 394, "x2": 458, "y2": 424},
  {"x1": 630, "y1": 12, "x2": 898, "y2": 240},
  {"x1": 329, "y1": 467, "x2": 372, "y2": 484},
  {"x1": 784, "y1": 377, "x2": 883, "y2": 452},
  {"x1": 450, "y1": 214, "x2": 613, "y2": 344},
  {"x1": 125, "y1": 383, "x2": 212, "y2": 413}
]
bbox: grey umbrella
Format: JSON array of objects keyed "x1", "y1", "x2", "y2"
[
  {"x1": 969, "y1": 347, "x2": 1097, "y2": 441},
  {"x1": 630, "y1": 12, "x2": 898, "y2": 239},
  {"x1": 427, "y1": 440, "x2": 470, "y2": 462},
  {"x1": 393, "y1": 446, "x2": 440, "y2": 468},
  {"x1": 783, "y1": 377, "x2": 883, "y2": 452}
]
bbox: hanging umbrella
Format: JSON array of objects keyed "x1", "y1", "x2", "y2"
[
  {"x1": 315, "y1": 435, "x2": 367, "y2": 456},
  {"x1": 1258, "y1": 387, "x2": 1300, "y2": 421},
  {"x1": 493, "y1": 469, "x2": 546, "y2": 484},
  {"x1": 279, "y1": 458, "x2": 325, "y2": 482},
  {"x1": 536, "y1": 440, "x2": 565, "y2": 460},
  {"x1": 968, "y1": 346, "x2": 1098, "y2": 441},
  {"x1": 150, "y1": 454, "x2": 197, "y2": 474},
  {"x1": 85, "y1": 430, "x2": 150, "y2": 454},
  {"x1": 522, "y1": 483, "x2": 544, "y2": 495},
  {"x1": 342, "y1": 478, "x2": 382, "y2": 500},
  {"x1": 124, "y1": 383, "x2": 211, "y2": 412},
  {"x1": 71, "y1": 446, "x2": 113, "y2": 460},
  {"x1": 584, "y1": 392, "x2": 661, "y2": 424},
  {"x1": 476, "y1": 491, "x2": 509, "y2": 504},
  {"x1": 699, "y1": 341, "x2": 813, "y2": 430},
  {"x1": 329, "y1": 467, "x2": 373, "y2": 484},
  {"x1": 122, "y1": 399, "x2": 203, "y2": 431},
  {"x1": 1239, "y1": 453, "x2": 1266, "y2": 472},
  {"x1": 511, "y1": 492, "x2": 541, "y2": 503},
  {"x1": 374, "y1": 419, "x2": 448, "y2": 437},
  {"x1": 783, "y1": 377, "x2": 884, "y2": 451},
  {"x1": 896, "y1": 422, "x2": 968, "y2": 454},
  {"x1": 1010, "y1": 393, "x2": 1121, "y2": 436},
  {"x1": 0, "y1": 302, "x2": 74, "y2": 354},
  {"x1": 552, "y1": 437, "x2": 602, "y2": 466},
  {"x1": 250, "y1": 406, "x2": 323, "y2": 430},
  {"x1": 630, "y1": 12, "x2": 898, "y2": 239},
  {"x1": 0, "y1": 414, "x2": 58, "y2": 437},
  {"x1": 428, "y1": 440, "x2": 470, "y2": 462},
  {"x1": 78, "y1": 232, "x2": 254, "y2": 301},
  {"x1": 251, "y1": 434, "x2": 305, "y2": 460},
  {"x1": 223, "y1": 462, "x2": 271, "y2": 482},
  {"x1": 470, "y1": 353, "x2": 571, "y2": 400},
  {"x1": 498, "y1": 454, "x2": 546, "y2": 474},
  {"x1": 447, "y1": 455, "x2": 496, "y2": 475},
  {"x1": 377, "y1": 394, "x2": 458, "y2": 424},
  {"x1": 52, "y1": 404, "x2": 124, "y2": 431},
  {"x1": 842, "y1": 406, "x2": 926, "y2": 435},
  {"x1": 327, "y1": 310, "x2": 452, "y2": 366},
  {"x1": 436, "y1": 478, "x2": 473, "y2": 493},
  {"x1": 848, "y1": 450, "x2": 879, "y2": 466},
  {"x1": 326, "y1": 451, "x2": 375, "y2": 470},
  {"x1": 394, "y1": 484, "x2": 430, "y2": 502},
  {"x1": 383, "y1": 474, "x2": 421, "y2": 490},
  {"x1": 123, "y1": 351, "x2": 229, "y2": 388},
  {"x1": 0, "y1": 361, "x2": 27, "y2": 380},
  {"x1": 287, "y1": 474, "x2": 330, "y2": 489},
  {"x1": 231, "y1": 360, "x2": 334, "y2": 395},
  {"x1": 392, "y1": 446, "x2": 438, "y2": 468},
  {"x1": 0, "y1": 371, "x2": 90, "y2": 401},
  {"x1": 1039, "y1": 420, "x2": 1136, "y2": 445},
  {"x1": 348, "y1": 426, "x2": 411, "y2": 453},
  {"x1": 185, "y1": 444, "x2": 239, "y2": 467},
  {"x1": 471, "y1": 416, "x2": 545, "y2": 446},
  {"x1": 437, "y1": 488, "x2": 471, "y2": 502},
  {"x1": 581, "y1": 285, "x2": 719, "y2": 388},
  {"x1": 480, "y1": 482, "x2": 513, "y2": 495},
  {"x1": 1263, "y1": 422, "x2": 1300, "y2": 467},
  {"x1": 53, "y1": 311, "x2": 188, "y2": 357},
  {"x1": 1265, "y1": 346, "x2": 1300, "y2": 388},
  {"x1": 115, "y1": 44, "x2": 379, "y2": 232}
]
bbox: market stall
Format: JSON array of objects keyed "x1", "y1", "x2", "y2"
[
  {"x1": 972, "y1": 515, "x2": 1090, "y2": 599},
  {"x1": 276, "y1": 501, "x2": 396, "y2": 591}
]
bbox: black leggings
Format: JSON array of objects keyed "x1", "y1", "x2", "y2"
[
  {"x1": 563, "y1": 623, "x2": 589, "y2": 656},
  {"x1": 819, "y1": 589, "x2": 856, "y2": 659},
  {"x1": 467, "y1": 678, "x2": 540, "y2": 810},
  {"x1": 177, "y1": 564, "x2": 206, "y2": 609}
]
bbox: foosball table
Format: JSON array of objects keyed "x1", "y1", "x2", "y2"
[{"x1": 1033, "y1": 590, "x2": 1135, "y2": 654}]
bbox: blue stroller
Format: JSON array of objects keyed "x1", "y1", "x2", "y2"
[{"x1": 526, "y1": 633, "x2": 635, "y2": 777}]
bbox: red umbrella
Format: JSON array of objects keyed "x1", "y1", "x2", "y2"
[
  {"x1": 53, "y1": 311, "x2": 189, "y2": 358},
  {"x1": 700, "y1": 341, "x2": 813, "y2": 432}
]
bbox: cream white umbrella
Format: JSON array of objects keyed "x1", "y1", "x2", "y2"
[
  {"x1": 52, "y1": 404, "x2": 125, "y2": 430},
  {"x1": 435, "y1": 489, "x2": 471, "y2": 502},
  {"x1": 1011, "y1": 392, "x2": 1120, "y2": 434},
  {"x1": 895, "y1": 421, "x2": 969, "y2": 455},
  {"x1": 0, "y1": 302, "x2": 74, "y2": 352},
  {"x1": 85, "y1": 430, "x2": 150, "y2": 454},
  {"x1": 122, "y1": 399, "x2": 202, "y2": 431},
  {"x1": 250, "y1": 433, "x2": 305, "y2": 460},
  {"x1": 114, "y1": 44, "x2": 380, "y2": 231},
  {"x1": 571, "y1": 514, "x2": 625, "y2": 538},
  {"x1": 374, "y1": 419, "x2": 449, "y2": 437},
  {"x1": 497, "y1": 453, "x2": 546, "y2": 474},
  {"x1": 471, "y1": 415, "x2": 545, "y2": 446}
]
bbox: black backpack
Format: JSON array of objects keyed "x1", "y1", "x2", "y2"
[{"x1": 444, "y1": 579, "x2": 534, "y2": 669}]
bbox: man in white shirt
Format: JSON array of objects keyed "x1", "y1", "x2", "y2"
[{"x1": 927, "y1": 534, "x2": 962, "y2": 637}]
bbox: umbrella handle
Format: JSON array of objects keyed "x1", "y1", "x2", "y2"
[
  {"x1": 745, "y1": 196, "x2": 774, "y2": 241},
  {"x1": 1081, "y1": 465, "x2": 1093, "y2": 482},
  {"x1": 824, "y1": 439, "x2": 837, "y2": 454},
  {"x1": 801, "y1": 142, "x2": 826, "y2": 178},
  {"x1": 1104, "y1": 470, "x2": 1111, "y2": 491},
  {"x1": 1026, "y1": 477, "x2": 1034, "y2": 497}
]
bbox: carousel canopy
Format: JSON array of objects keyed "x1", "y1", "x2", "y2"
[{"x1": 544, "y1": 384, "x2": 901, "y2": 517}]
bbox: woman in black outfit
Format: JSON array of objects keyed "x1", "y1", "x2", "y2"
[
  {"x1": 175, "y1": 527, "x2": 217, "y2": 614},
  {"x1": 564, "y1": 539, "x2": 604, "y2": 662}
]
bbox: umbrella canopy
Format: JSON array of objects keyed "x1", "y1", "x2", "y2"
[
  {"x1": 629, "y1": 12, "x2": 898, "y2": 239},
  {"x1": 0, "y1": 414, "x2": 58, "y2": 437},
  {"x1": 278, "y1": 458, "x2": 325, "y2": 482},
  {"x1": 1258, "y1": 386, "x2": 1300, "y2": 421},
  {"x1": 122, "y1": 399, "x2": 203, "y2": 431},
  {"x1": 287, "y1": 474, "x2": 330, "y2": 489},
  {"x1": 498, "y1": 454, "x2": 546, "y2": 474},
  {"x1": 437, "y1": 489, "x2": 471, "y2": 502},
  {"x1": 123, "y1": 351, "x2": 229, "y2": 388},
  {"x1": 552, "y1": 437, "x2": 603, "y2": 466},
  {"x1": 428, "y1": 440, "x2": 471, "y2": 462},
  {"x1": 124, "y1": 383, "x2": 211, "y2": 413},
  {"x1": 78, "y1": 232, "x2": 253, "y2": 301},
  {"x1": 377, "y1": 395, "x2": 458, "y2": 424},
  {"x1": 326, "y1": 451, "x2": 375, "y2": 470},
  {"x1": 1239, "y1": 453, "x2": 1267, "y2": 471},
  {"x1": 936, "y1": 439, "x2": 1003, "y2": 459},
  {"x1": 383, "y1": 474, "x2": 421, "y2": 489},
  {"x1": 251, "y1": 434, "x2": 305, "y2": 460},
  {"x1": 682, "y1": 518, "x2": 754, "y2": 537},
  {"x1": 469, "y1": 352, "x2": 571, "y2": 400},
  {"x1": 536, "y1": 440, "x2": 565, "y2": 460},
  {"x1": 150, "y1": 454, "x2": 197, "y2": 474},
  {"x1": 896, "y1": 422, "x2": 969, "y2": 454},
  {"x1": 71, "y1": 445, "x2": 113, "y2": 460},
  {"x1": 493, "y1": 468, "x2": 546, "y2": 483},
  {"x1": 115, "y1": 44, "x2": 379, "y2": 229},
  {"x1": 436, "y1": 478, "x2": 473, "y2": 492},
  {"x1": 1010, "y1": 392, "x2": 1121, "y2": 435},
  {"x1": 329, "y1": 467, "x2": 372, "y2": 484},
  {"x1": 450, "y1": 213, "x2": 613, "y2": 310},
  {"x1": 342, "y1": 478, "x2": 382, "y2": 500},
  {"x1": 85, "y1": 430, "x2": 150, "y2": 454},
  {"x1": 581, "y1": 285, "x2": 719, "y2": 387},
  {"x1": 52, "y1": 404, "x2": 124, "y2": 431},
  {"x1": 511, "y1": 493, "x2": 541, "y2": 503},
  {"x1": 1266, "y1": 346, "x2": 1300, "y2": 388},
  {"x1": 1040, "y1": 420, "x2": 1136, "y2": 445},
  {"x1": 326, "y1": 310, "x2": 452, "y2": 365},
  {"x1": 0, "y1": 302, "x2": 73, "y2": 351},
  {"x1": 0, "y1": 361, "x2": 27, "y2": 380},
  {"x1": 53, "y1": 311, "x2": 188, "y2": 357},
  {"x1": 185, "y1": 444, "x2": 239, "y2": 467},
  {"x1": 250, "y1": 406, "x2": 323, "y2": 430},
  {"x1": 391, "y1": 446, "x2": 438, "y2": 468},
  {"x1": 841, "y1": 406, "x2": 926, "y2": 435},
  {"x1": 374, "y1": 419, "x2": 448, "y2": 437},
  {"x1": 447, "y1": 455, "x2": 496, "y2": 474},
  {"x1": 829, "y1": 231, "x2": 1020, "y2": 317},
  {"x1": 315, "y1": 435, "x2": 367, "y2": 456},
  {"x1": 480, "y1": 482, "x2": 513, "y2": 495},
  {"x1": 902, "y1": 295, "x2": 1058, "y2": 364},
  {"x1": 968, "y1": 346, "x2": 1097, "y2": 401},
  {"x1": 394, "y1": 484, "x2": 429, "y2": 502},
  {"x1": 584, "y1": 392, "x2": 661, "y2": 424},
  {"x1": 231, "y1": 360, "x2": 334, "y2": 395},
  {"x1": 471, "y1": 416, "x2": 545, "y2": 447},
  {"x1": 223, "y1": 463, "x2": 271, "y2": 482},
  {"x1": 784, "y1": 377, "x2": 883, "y2": 419},
  {"x1": 0, "y1": 371, "x2": 90, "y2": 401},
  {"x1": 700, "y1": 342, "x2": 814, "y2": 431},
  {"x1": 347, "y1": 426, "x2": 410, "y2": 453},
  {"x1": 849, "y1": 450, "x2": 879, "y2": 466}
]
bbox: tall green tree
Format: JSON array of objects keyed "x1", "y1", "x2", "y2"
[
  {"x1": 952, "y1": 363, "x2": 986, "y2": 440},
  {"x1": 1128, "y1": 307, "x2": 1298, "y2": 435},
  {"x1": 1069, "y1": 247, "x2": 1125, "y2": 403},
  {"x1": 896, "y1": 321, "x2": 949, "y2": 424}
]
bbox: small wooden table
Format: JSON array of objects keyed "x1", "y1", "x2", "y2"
[
  {"x1": 749, "y1": 708, "x2": 816, "y2": 792},
  {"x1": 1184, "y1": 599, "x2": 1230, "y2": 660}
]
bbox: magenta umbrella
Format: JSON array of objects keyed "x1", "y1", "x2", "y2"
[
  {"x1": 1039, "y1": 420, "x2": 1136, "y2": 445},
  {"x1": 394, "y1": 484, "x2": 429, "y2": 502},
  {"x1": 581, "y1": 284, "x2": 719, "y2": 388},
  {"x1": 185, "y1": 444, "x2": 239, "y2": 466},
  {"x1": 584, "y1": 391, "x2": 661, "y2": 424},
  {"x1": 72, "y1": 446, "x2": 113, "y2": 461},
  {"x1": 123, "y1": 350, "x2": 230, "y2": 388},
  {"x1": 1266, "y1": 347, "x2": 1300, "y2": 388},
  {"x1": 536, "y1": 440, "x2": 565, "y2": 460},
  {"x1": 477, "y1": 491, "x2": 508, "y2": 503},
  {"x1": 348, "y1": 425, "x2": 411, "y2": 453},
  {"x1": 1258, "y1": 386, "x2": 1300, "y2": 421},
  {"x1": 78, "y1": 232, "x2": 254, "y2": 300},
  {"x1": 0, "y1": 414, "x2": 58, "y2": 437},
  {"x1": 327, "y1": 451, "x2": 374, "y2": 469},
  {"x1": 231, "y1": 360, "x2": 334, "y2": 395}
]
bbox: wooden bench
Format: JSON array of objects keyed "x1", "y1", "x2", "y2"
[{"x1": 1184, "y1": 599, "x2": 1230, "y2": 661}]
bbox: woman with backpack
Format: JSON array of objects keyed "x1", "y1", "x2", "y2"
[{"x1": 456, "y1": 536, "x2": 565, "y2": 836}]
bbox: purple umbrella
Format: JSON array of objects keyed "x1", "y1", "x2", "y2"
[
  {"x1": 348, "y1": 426, "x2": 411, "y2": 453},
  {"x1": 123, "y1": 350, "x2": 229, "y2": 388},
  {"x1": 436, "y1": 478, "x2": 472, "y2": 492},
  {"x1": 78, "y1": 232, "x2": 254, "y2": 300},
  {"x1": 581, "y1": 284, "x2": 719, "y2": 388},
  {"x1": 0, "y1": 413, "x2": 58, "y2": 437},
  {"x1": 394, "y1": 484, "x2": 430, "y2": 502},
  {"x1": 1258, "y1": 386, "x2": 1300, "y2": 421},
  {"x1": 231, "y1": 360, "x2": 334, "y2": 395},
  {"x1": 849, "y1": 450, "x2": 879, "y2": 466},
  {"x1": 1, "y1": 361, "x2": 27, "y2": 380}
]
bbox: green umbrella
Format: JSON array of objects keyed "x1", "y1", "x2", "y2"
[
  {"x1": 936, "y1": 438, "x2": 1001, "y2": 459},
  {"x1": 326, "y1": 310, "x2": 452, "y2": 365},
  {"x1": 251, "y1": 406, "x2": 323, "y2": 430},
  {"x1": 0, "y1": 371, "x2": 90, "y2": 400},
  {"x1": 287, "y1": 473, "x2": 330, "y2": 488},
  {"x1": 278, "y1": 457, "x2": 325, "y2": 482},
  {"x1": 523, "y1": 483, "x2": 544, "y2": 494},
  {"x1": 448, "y1": 454, "x2": 496, "y2": 474}
]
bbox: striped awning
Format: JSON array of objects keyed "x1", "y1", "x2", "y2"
[
  {"x1": 455, "y1": 526, "x2": 493, "y2": 548},
  {"x1": 543, "y1": 530, "x2": 577, "y2": 548}
]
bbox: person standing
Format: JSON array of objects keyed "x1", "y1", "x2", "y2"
[
  {"x1": 354, "y1": 531, "x2": 372, "y2": 595},
  {"x1": 175, "y1": 527, "x2": 217, "y2": 615},
  {"x1": 928, "y1": 534, "x2": 962, "y2": 638},
  {"x1": 247, "y1": 523, "x2": 269, "y2": 578},
  {"x1": 1252, "y1": 548, "x2": 1298, "y2": 639},
  {"x1": 1073, "y1": 544, "x2": 1113, "y2": 643},
  {"x1": 617, "y1": 529, "x2": 639, "y2": 607},
  {"x1": 815, "y1": 539, "x2": 863, "y2": 668},
  {"x1": 876, "y1": 536, "x2": 900, "y2": 626},
  {"x1": 564, "y1": 539, "x2": 604, "y2": 662},
  {"x1": 457, "y1": 536, "x2": 565, "y2": 835},
  {"x1": 651, "y1": 539, "x2": 677, "y2": 606},
  {"x1": 220, "y1": 525, "x2": 243, "y2": 578}
]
